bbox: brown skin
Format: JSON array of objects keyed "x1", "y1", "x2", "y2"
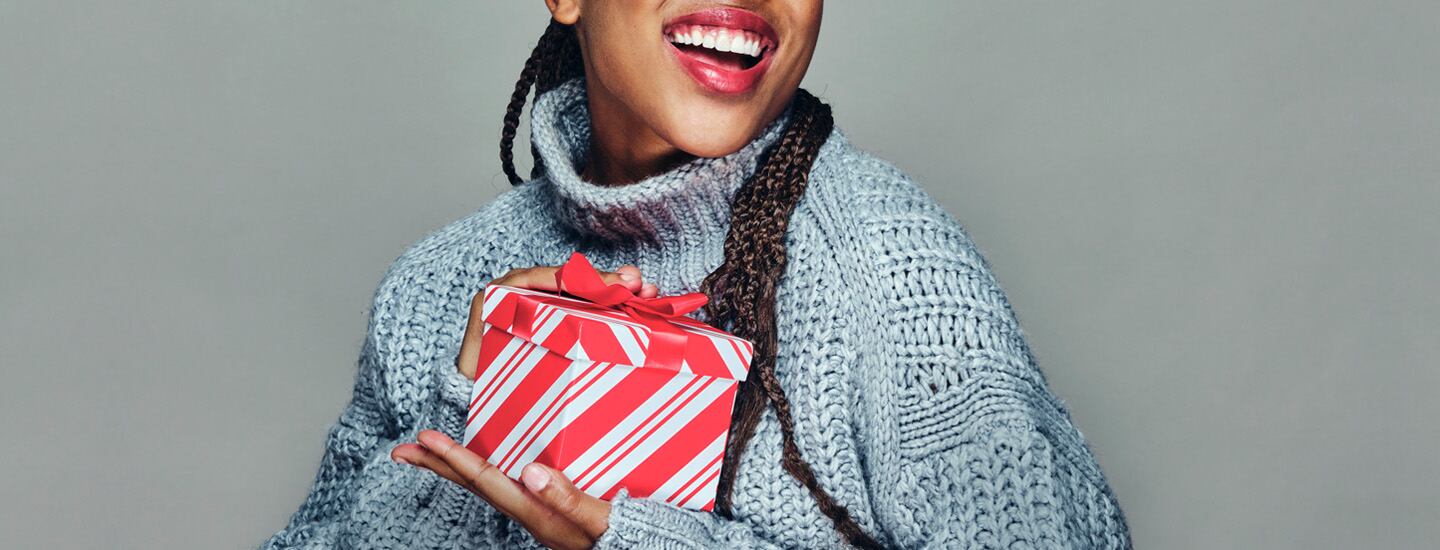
[
  {"x1": 561, "y1": 0, "x2": 822, "y2": 185},
  {"x1": 391, "y1": 1, "x2": 823, "y2": 548}
]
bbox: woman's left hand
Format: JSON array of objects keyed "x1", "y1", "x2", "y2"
[{"x1": 391, "y1": 430, "x2": 610, "y2": 550}]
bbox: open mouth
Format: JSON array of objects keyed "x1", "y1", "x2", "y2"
[
  {"x1": 660, "y1": 7, "x2": 779, "y2": 95},
  {"x1": 664, "y1": 24, "x2": 773, "y2": 71}
]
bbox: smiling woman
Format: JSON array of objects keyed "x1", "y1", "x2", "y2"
[{"x1": 262, "y1": 1, "x2": 1131, "y2": 548}]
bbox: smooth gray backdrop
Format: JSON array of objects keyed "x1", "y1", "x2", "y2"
[{"x1": 3, "y1": 1, "x2": 1436, "y2": 548}]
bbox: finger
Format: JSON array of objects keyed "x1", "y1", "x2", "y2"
[
  {"x1": 492, "y1": 265, "x2": 641, "y2": 294},
  {"x1": 575, "y1": 267, "x2": 640, "y2": 295},
  {"x1": 397, "y1": 443, "x2": 541, "y2": 524},
  {"x1": 415, "y1": 431, "x2": 593, "y2": 548},
  {"x1": 491, "y1": 266, "x2": 562, "y2": 292},
  {"x1": 392, "y1": 443, "x2": 468, "y2": 487},
  {"x1": 415, "y1": 430, "x2": 543, "y2": 518},
  {"x1": 468, "y1": 263, "x2": 641, "y2": 380},
  {"x1": 613, "y1": 264, "x2": 644, "y2": 292},
  {"x1": 411, "y1": 431, "x2": 596, "y2": 547},
  {"x1": 638, "y1": 282, "x2": 659, "y2": 299},
  {"x1": 521, "y1": 462, "x2": 611, "y2": 539},
  {"x1": 396, "y1": 440, "x2": 587, "y2": 541}
]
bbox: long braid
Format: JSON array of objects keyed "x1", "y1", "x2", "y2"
[
  {"x1": 701, "y1": 90, "x2": 885, "y2": 550},
  {"x1": 500, "y1": 19, "x2": 583, "y2": 185},
  {"x1": 500, "y1": 19, "x2": 884, "y2": 549}
]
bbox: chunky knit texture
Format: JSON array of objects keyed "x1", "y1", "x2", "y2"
[{"x1": 262, "y1": 77, "x2": 1131, "y2": 549}]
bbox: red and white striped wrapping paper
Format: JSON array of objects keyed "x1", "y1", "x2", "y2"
[{"x1": 461, "y1": 283, "x2": 754, "y2": 512}]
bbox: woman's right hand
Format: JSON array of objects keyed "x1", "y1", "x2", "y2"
[
  {"x1": 452, "y1": 263, "x2": 658, "y2": 380},
  {"x1": 397, "y1": 262, "x2": 654, "y2": 548}
]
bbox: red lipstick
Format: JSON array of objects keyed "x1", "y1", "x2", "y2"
[{"x1": 662, "y1": 7, "x2": 779, "y2": 95}]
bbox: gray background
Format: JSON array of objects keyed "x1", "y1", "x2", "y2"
[{"x1": 2, "y1": 1, "x2": 1436, "y2": 548}]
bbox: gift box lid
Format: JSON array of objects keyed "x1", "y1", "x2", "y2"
[{"x1": 480, "y1": 284, "x2": 753, "y2": 381}]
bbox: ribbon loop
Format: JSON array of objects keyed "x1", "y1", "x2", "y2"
[{"x1": 553, "y1": 252, "x2": 708, "y2": 370}]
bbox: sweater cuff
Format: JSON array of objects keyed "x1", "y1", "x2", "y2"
[
  {"x1": 594, "y1": 489, "x2": 705, "y2": 550},
  {"x1": 433, "y1": 367, "x2": 474, "y2": 438}
]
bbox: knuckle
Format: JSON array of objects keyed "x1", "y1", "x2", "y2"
[
  {"x1": 492, "y1": 267, "x2": 521, "y2": 283},
  {"x1": 551, "y1": 488, "x2": 581, "y2": 515},
  {"x1": 473, "y1": 456, "x2": 494, "y2": 474},
  {"x1": 461, "y1": 475, "x2": 485, "y2": 495},
  {"x1": 461, "y1": 453, "x2": 495, "y2": 478}
]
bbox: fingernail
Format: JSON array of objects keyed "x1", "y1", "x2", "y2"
[
  {"x1": 393, "y1": 455, "x2": 413, "y2": 466},
  {"x1": 521, "y1": 463, "x2": 551, "y2": 491},
  {"x1": 620, "y1": 272, "x2": 637, "y2": 282}
]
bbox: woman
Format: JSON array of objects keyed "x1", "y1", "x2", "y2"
[{"x1": 265, "y1": 1, "x2": 1130, "y2": 548}]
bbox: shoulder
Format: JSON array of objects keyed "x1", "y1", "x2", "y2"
[
  {"x1": 803, "y1": 127, "x2": 1016, "y2": 346},
  {"x1": 352, "y1": 182, "x2": 558, "y2": 416},
  {"x1": 382, "y1": 183, "x2": 552, "y2": 284},
  {"x1": 809, "y1": 128, "x2": 1063, "y2": 432},
  {"x1": 366, "y1": 182, "x2": 554, "y2": 351},
  {"x1": 803, "y1": 126, "x2": 993, "y2": 274}
]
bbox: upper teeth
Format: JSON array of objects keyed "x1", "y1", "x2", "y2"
[{"x1": 666, "y1": 24, "x2": 767, "y2": 58}]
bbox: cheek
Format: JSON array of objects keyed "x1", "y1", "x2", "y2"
[{"x1": 587, "y1": 29, "x2": 674, "y2": 101}]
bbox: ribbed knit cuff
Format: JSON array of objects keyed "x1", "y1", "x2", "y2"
[{"x1": 594, "y1": 489, "x2": 701, "y2": 550}]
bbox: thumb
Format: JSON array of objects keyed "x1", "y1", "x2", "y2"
[{"x1": 521, "y1": 462, "x2": 610, "y2": 538}]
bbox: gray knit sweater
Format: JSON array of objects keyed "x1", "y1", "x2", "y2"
[{"x1": 262, "y1": 76, "x2": 1131, "y2": 549}]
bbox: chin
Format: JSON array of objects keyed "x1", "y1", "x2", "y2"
[
  {"x1": 673, "y1": 133, "x2": 755, "y2": 158},
  {"x1": 658, "y1": 106, "x2": 768, "y2": 158}
]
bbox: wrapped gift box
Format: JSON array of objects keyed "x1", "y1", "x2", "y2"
[{"x1": 461, "y1": 252, "x2": 753, "y2": 512}]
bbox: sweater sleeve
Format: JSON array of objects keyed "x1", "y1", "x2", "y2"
[
  {"x1": 859, "y1": 190, "x2": 1133, "y2": 548},
  {"x1": 593, "y1": 489, "x2": 788, "y2": 549},
  {"x1": 260, "y1": 293, "x2": 399, "y2": 548},
  {"x1": 260, "y1": 268, "x2": 481, "y2": 549}
]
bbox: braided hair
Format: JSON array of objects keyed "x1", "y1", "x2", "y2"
[{"x1": 500, "y1": 19, "x2": 883, "y2": 549}]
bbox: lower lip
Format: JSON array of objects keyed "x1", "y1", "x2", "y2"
[{"x1": 665, "y1": 40, "x2": 773, "y2": 95}]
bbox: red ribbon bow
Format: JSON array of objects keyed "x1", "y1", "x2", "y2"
[{"x1": 553, "y1": 251, "x2": 708, "y2": 369}]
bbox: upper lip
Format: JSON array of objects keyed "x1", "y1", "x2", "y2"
[{"x1": 662, "y1": 6, "x2": 779, "y2": 56}]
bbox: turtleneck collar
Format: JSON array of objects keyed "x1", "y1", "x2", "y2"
[{"x1": 530, "y1": 76, "x2": 796, "y2": 245}]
